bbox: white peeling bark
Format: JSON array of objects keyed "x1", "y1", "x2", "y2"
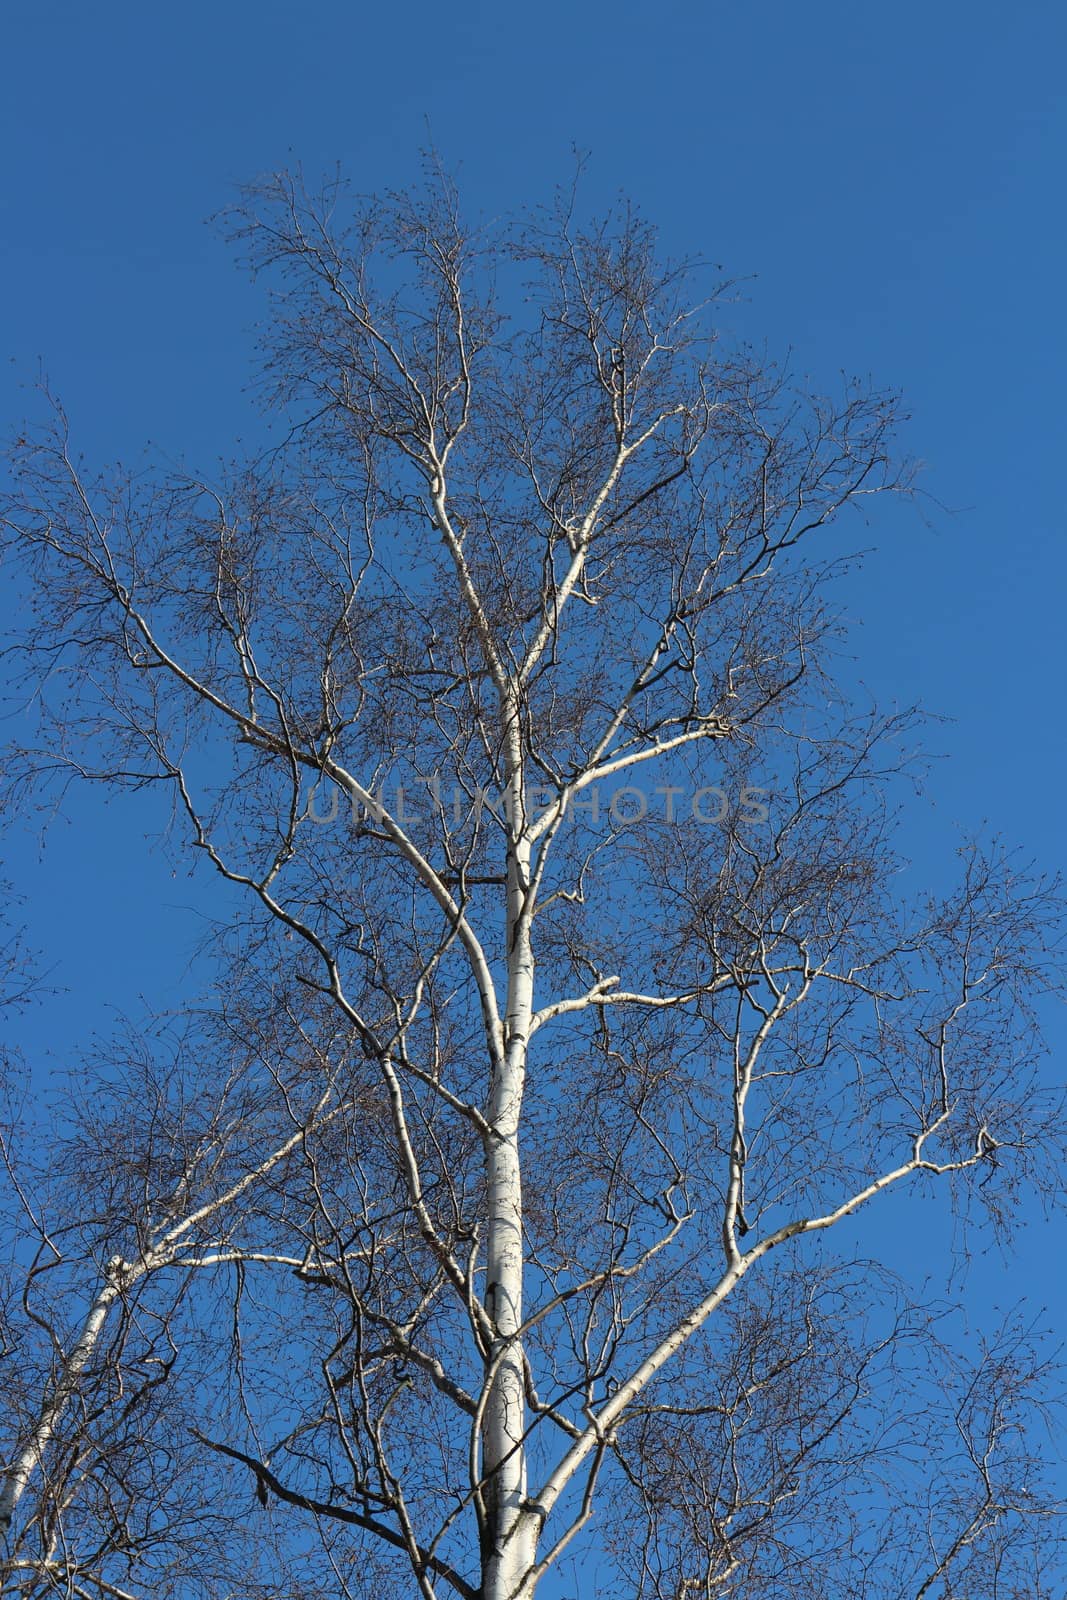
[
  {"x1": 0, "y1": 1259, "x2": 124, "y2": 1541},
  {"x1": 482, "y1": 727, "x2": 537, "y2": 1600},
  {"x1": 1, "y1": 1116, "x2": 321, "y2": 1551}
]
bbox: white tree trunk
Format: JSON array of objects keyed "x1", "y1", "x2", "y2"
[
  {"x1": 0, "y1": 1265, "x2": 122, "y2": 1540},
  {"x1": 482, "y1": 753, "x2": 537, "y2": 1600},
  {"x1": 1, "y1": 1122, "x2": 317, "y2": 1551}
]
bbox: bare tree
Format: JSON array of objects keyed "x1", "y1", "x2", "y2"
[{"x1": 1, "y1": 164, "x2": 1063, "y2": 1600}]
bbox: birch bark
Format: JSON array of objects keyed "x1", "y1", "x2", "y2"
[
  {"x1": 0, "y1": 1262, "x2": 124, "y2": 1540},
  {"x1": 482, "y1": 714, "x2": 537, "y2": 1600}
]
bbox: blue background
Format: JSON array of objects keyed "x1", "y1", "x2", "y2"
[{"x1": 2, "y1": 1, "x2": 1065, "y2": 1589}]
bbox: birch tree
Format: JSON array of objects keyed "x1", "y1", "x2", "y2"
[{"x1": 1, "y1": 166, "x2": 1063, "y2": 1600}]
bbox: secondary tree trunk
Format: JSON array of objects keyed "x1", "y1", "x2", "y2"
[{"x1": 0, "y1": 1265, "x2": 122, "y2": 1542}]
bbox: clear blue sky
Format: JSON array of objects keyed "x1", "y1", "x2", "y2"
[{"x1": 2, "y1": 0, "x2": 1065, "y2": 1587}]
